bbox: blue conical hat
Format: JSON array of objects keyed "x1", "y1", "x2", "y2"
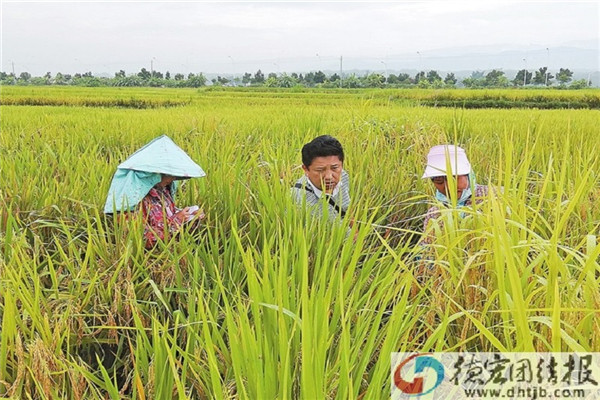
[
  {"x1": 118, "y1": 135, "x2": 206, "y2": 177},
  {"x1": 104, "y1": 135, "x2": 205, "y2": 213}
]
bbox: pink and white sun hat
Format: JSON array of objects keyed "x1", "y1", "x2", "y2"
[{"x1": 422, "y1": 145, "x2": 472, "y2": 179}]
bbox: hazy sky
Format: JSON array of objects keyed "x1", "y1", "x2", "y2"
[{"x1": 1, "y1": 1, "x2": 598, "y2": 75}]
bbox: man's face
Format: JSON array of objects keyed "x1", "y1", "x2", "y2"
[
  {"x1": 431, "y1": 174, "x2": 469, "y2": 198},
  {"x1": 302, "y1": 155, "x2": 343, "y2": 194}
]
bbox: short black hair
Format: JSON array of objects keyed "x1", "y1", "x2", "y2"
[{"x1": 301, "y1": 135, "x2": 344, "y2": 167}]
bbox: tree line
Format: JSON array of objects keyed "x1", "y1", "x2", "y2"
[{"x1": 0, "y1": 66, "x2": 591, "y2": 89}]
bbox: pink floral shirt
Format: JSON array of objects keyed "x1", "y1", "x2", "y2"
[{"x1": 141, "y1": 186, "x2": 183, "y2": 249}]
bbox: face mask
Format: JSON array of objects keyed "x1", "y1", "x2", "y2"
[
  {"x1": 456, "y1": 185, "x2": 472, "y2": 206},
  {"x1": 435, "y1": 173, "x2": 476, "y2": 208}
]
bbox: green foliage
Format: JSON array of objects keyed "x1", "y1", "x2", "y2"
[
  {"x1": 365, "y1": 73, "x2": 385, "y2": 88},
  {"x1": 2, "y1": 66, "x2": 589, "y2": 90},
  {"x1": 341, "y1": 74, "x2": 361, "y2": 88},
  {"x1": 512, "y1": 69, "x2": 533, "y2": 86},
  {"x1": 1, "y1": 86, "x2": 599, "y2": 398},
  {"x1": 484, "y1": 70, "x2": 509, "y2": 87},
  {"x1": 277, "y1": 73, "x2": 299, "y2": 88},
  {"x1": 252, "y1": 69, "x2": 265, "y2": 84},
  {"x1": 444, "y1": 73, "x2": 457, "y2": 86},
  {"x1": 18, "y1": 71, "x2": 31, "y2": 81},
  {"x1": 556, "y1": 68, "x2": 574, "y2": 85},
  {"x1": 415, "y1": 71, "x2": 426, "y2": 83},
  {"x1": 461, "y1": 77, "x2": 484, "y2": 88},
  {"x1": 569, "y1": 79, "x2": 591, "y2": 89},
  {"x1": 533, "y1": 67, "x2": 554, "y2": 86},
  {"x1": 426, "y1": 70, "x2": 442, "y2": 83}
]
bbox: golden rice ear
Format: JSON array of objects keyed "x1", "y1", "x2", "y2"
[{"x1": 4, "y1": 86, "x2": 600, "y2": 398}]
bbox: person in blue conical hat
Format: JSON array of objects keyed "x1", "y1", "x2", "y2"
[{"x1": 104, "y1": 135, "x2": 206, "y2": 249}]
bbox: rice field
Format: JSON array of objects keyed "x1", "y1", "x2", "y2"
[{"x1": 1, "y1": 86, "x2": 599, "y2": 399}]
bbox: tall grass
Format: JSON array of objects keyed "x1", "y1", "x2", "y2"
[{"x1": 0, "y1": 87, "x2": 599, "y2": 398}]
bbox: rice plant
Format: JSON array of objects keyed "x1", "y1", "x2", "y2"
[{"x1": 0, "y1": 86, "x2": 599, "y2": 398}]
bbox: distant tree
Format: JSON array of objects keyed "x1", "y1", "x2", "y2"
[
  {"x1": 147, "y1": 78, "x2": 163, "y2": 87},
  {"x1": 163, "y1": 78, "x2": 178, "y2": 88},
  {"x1": 417, "y1": 79, "x2": 432, "y2": 88},
  {"x1": 72, "y1": 74, "x2": 104, "y2": 87},
  {"x1": 484, "y1": 70, "x2": 508, "y2": 87},
  {"x1": 386, "y1": 74, "x2": 399, "y2": 84},
  {"x1": 461, "y1": 70, "x2": 487, "y2": 88},
  {"x1": 365, "y1": 73, "x2": 385, "y2": 88},
  {"x1": 252, "y1": 69, "x2": 265, "y2": 84},
  {"x1": 138, "y1": 68, "x2": 151, "y2": 80},
  {"x1": 87, "y1": 77, "x2": 104, "y2": 87},
  {"x1": 186, "y1": 73, "x2": 206, "y2": 87},
  {"x1": 444, "y1": 73, "x2": 457, "y2": 86},
  {"x1": 512, "y1": 69, "x2": 532, "y2": 86},
  {"x1": 397, "y1": 73, "x2": 412, "y2": 84},
  {"x1": 267, "y1": 72, "x2": 277, "y2": 80},
  {"x1": 291, "y1": 72, "x2": 299, "y2": 79},
  {"x1": 19, "y1": 72, "x2": 31, "y2": 82},
  {"x1": 556, "y1": 68, "x2": 573, "y2": 85},
  {"x1": 264, "y1": 76, "x2": 278, "y2": 87},
  {"x1": 278, "y1": 73, "x2": 298, "y2": 88},
  {"x1": 462, "y1": 77, "x2": 484, "y2": 88},
  {"x1": 341, "y1": 74, "x2": 361, "y2": 88},
  {"x1": 329, "y1": 73, "x2": 340, "y2": 82},
  {"x1": 165, "y1": 71, "x2": 171, "y2": 80},
  {"x1": 174, "y1": 73, "x2": 184, "y2": 81},
  {"x1": 533, "y1": 67, "x2": 554, "y2": 85},
  {"x1": 113, "y1": 75, "x2": 142, "y2": 87},
  {"x1": 314, "y1": 70, "x2": 326, "y2": 84},
  {"x1": 242, "y1": 72, "x2": 252, "y2": 84},
  {"x1": 414, "y1": 71, "x2": 426, "y2": 82},
  {"x1": 426, "y1": 70, "x2": 442, "y2": 83},
  {"x1": 115, "y1": 70, "x2": 126, "y2": 78},
  {"x1": 431, "y1": 79, "x2": 445, "y2": 88},
  {"x1": 569, "y1": 79, "x2": 589, "y2": 89},
  {"x1": 54, "y1": 72, "x2": 67, "y2": 85},
  {"x1": 303, "y1": 72, "x2": 315, "y2": 86},
  {"x1": 30, "y1": 77, "x2": 48, "y2": 85},
  {"x1": 471, "y1": 70, "x2": 485, "y2": 79},
  {"x1": 1, "y1": 72, "x2": 16, "y2": 85}
]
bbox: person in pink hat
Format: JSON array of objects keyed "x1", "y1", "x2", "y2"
[{"x1": 420, "y1": 144, "x2": 491, "y2": 247}]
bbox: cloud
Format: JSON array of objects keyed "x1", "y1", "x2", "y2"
[{"x1": 1, "y1": 1, "x2": 597, "y2": 75}]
